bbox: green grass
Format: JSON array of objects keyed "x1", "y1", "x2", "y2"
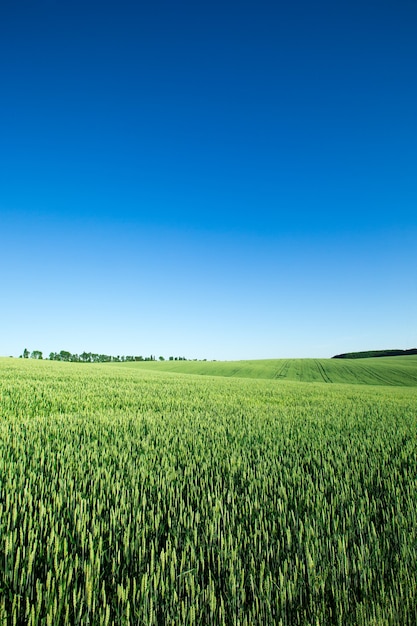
[
  {"x1": 118, "y1": 355, "x2": 417, "y2": 386},
  {"x1": 1, "y1": 357, "x2": 417, "y2": 625}
]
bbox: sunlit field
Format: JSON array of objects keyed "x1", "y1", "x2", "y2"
[
  {"x1": 119, "y1": 355, "x2": 417, "y2": 386},
  {"x1": 1, "y1": 357, "x2": 416, "y2": 625}
]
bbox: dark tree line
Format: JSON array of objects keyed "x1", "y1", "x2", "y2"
[
  {"x1": 21, "y1": 349, "x2": 43, "y2": 360},
  {"x1": 48, "y1": 352, "x2": 158, "y2": 363},
  {"x1": 332, "y1": 348, "x2": 417, "y2": 359},
  {"x1": 21, "y1": 349, "x2": 192, "y2": 363}
]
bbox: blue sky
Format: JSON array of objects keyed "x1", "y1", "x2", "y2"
[{"x1": 1, "y1": 0, "x2": 416, "y2": 360}]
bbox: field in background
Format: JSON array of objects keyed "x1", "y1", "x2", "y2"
[
  {"x1": 1, "y1": 357, "x2": 416, "y2": 625},
  {"x1": 119, "y1": 355, "x2": 417, "y2": 386}
]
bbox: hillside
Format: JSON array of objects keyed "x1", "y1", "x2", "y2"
[{"x1": 117, "y1": 356, "x2": 417, "y2": 387}]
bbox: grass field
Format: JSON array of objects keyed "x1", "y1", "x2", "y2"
[
  {"x1": 119, "y1": 355, "x2": 417, "y2": 386},
  {"x1": 1, "y1": 357, "x2": 416, "y2": 625}
]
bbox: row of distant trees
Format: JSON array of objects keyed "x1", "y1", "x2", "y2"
[
  {"x1": 48, "y1": 352, "x2": 160, "y2": 363},
  {"x1": 332, "y1": 349, "x2": 417, "y2": 359},
  {"x1": 21, "y1": 349, "x2": 191, "y2": 362}
]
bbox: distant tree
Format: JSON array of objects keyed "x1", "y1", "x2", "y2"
[
  {"x1": 31, "y1": 350, "x2": 43, "y2": 359},
  {"x1": 159, "y1": 356, "x2": 165, "y2": 361},
  {"x1": 169, "y1": 356, "x2": 174, "y2": 361},
  {"x1": 22, "y1": 348, "x2": 29, "y2": 359}
]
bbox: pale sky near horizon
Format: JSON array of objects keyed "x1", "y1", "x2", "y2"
[{"x1": 1, "y1": 0, "x2": 416, "y2": 360}]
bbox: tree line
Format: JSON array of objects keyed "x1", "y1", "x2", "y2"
[
  {"x1": 332, "y1": 348, "x2": 417, "y2": 359},
  {"x1": 20, "y1": 349, "x2": 191, "y2": 363}
]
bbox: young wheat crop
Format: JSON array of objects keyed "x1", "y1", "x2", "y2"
[{"x1": 0, "y1": 358, "x2": 416, "y2": 625}]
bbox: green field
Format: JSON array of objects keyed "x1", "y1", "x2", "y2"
[
  {"x1": 118, "y1": 355, "x2": 417, "y2": 386},
  {"x1": 1, "y1": 357, "x2": 417, "y2": 625}
]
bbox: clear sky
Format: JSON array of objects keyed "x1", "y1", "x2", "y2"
[{"x1": 1, "y1": 0, "x2": 416, "y2": 360}]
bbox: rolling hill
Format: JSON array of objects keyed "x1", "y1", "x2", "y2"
[{"x1": 117, "y1": 355, "x2": 417, "y2": 387}]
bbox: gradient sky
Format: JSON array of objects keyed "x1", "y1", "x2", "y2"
[{"x1": 1, "y1": 0, "x2": 416, "y2": 360}]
